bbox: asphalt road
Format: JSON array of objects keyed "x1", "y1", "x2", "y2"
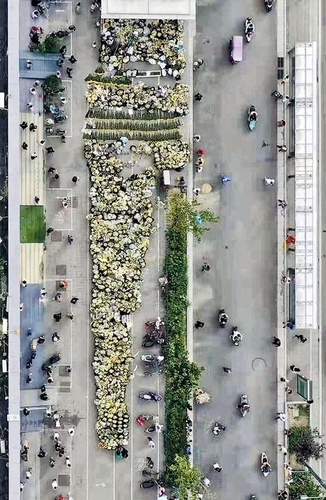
[{"x1": 193, "y1": 1, "x2": 278, "y2": 499}]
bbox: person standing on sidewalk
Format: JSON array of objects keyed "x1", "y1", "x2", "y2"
[{"x1": 290, "y1": 365, "x2": 301, "y2": 372}]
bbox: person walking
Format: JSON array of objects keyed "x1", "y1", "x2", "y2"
[
  {"x1": 66, "y1": 312, "x2": 74, "y2": 321},
  {"x1": 283, "y1": 320, "x2": 295, "y2": 330},
  {"x1": 72, "y1": 176, "x2": 80, "y2": 183},
  {"x1": 194, "y1": 93, "x2": 203, "y2": 101},
  {"x1": 277, "y1": 145, "x2": 288, "y2": 152},
  {"x1": 193, "y1": 188, "x2": 201, "y2": 196},
  {"x1": 223, "y1": 367, "x2": 232, "y2": 374},
  {"x1": 31, "y1": 153, "x2": 37, "y2": 160},
  {"x1": 20, "y1": 121, "x2": 28, "y2": 130},
  {"x1": 49, "y1": 457, "x2": 55, "y2": 468},
  {"x1": 201, "y1": 262, "x2": 210, "y2": 272},
  {"x1": 294, "y1": 334, "x2": 307, "y2": 343},
  {"x1": 46, "y1": 227, "x2": 54, "y2": 236},
  {"x1": 147, "y1": 437, "x2": 155, "y2": 449},
  {"x1": 66, "y1": 67, "x2": 73, "y2": 78},
  {"x1": 26, "y1": 373, "x2": 32, "y2": 384},
  {"x1": 22, "y1": 142, "x2": 28, "y2": 150},
  {"x1": 91, "y1": 41, "x2": 97, "y2": 48},
  {"x1": 29, "y1": 123, "x2": 37, "y2": 132},
  {"x1": 68, "y1": 55, "x2": 77, "y2": 64},
  {"x1": 70, "y1": 297, "x2": 79, "y2": 304},
  {"x1": 278, "y1": 119, "x2": 286, "y2": 127},
  {"x1": 195, "y1": 321, "x2": 205, "y2": 328},
  {"x1": 59, "y1": 45, "x2": 67, "y2": 56},
  {"x1": 290, "y1": 365, "x2": 301, "y2": 372},
  {"x1": 46, "y1": 146, "x2": 55, "y2": 154},
  {"x1": 65, "y1": 456, "x2": 71, "y2": 467},
  {"x1": 193, "y1": 134, "x2": 201, "y2": 142},
  {"x1": 276, "y1": 412, "x2": 286, "y2": 421},
  {"x1": 272, "y1": 336, "x2": 281, "y2": 347},
  {"x1": 51, "y1": 479, "x2": 58, "y2": 490},
  {"x1": 278, "y1": 200, "x2": 288, "y2": 209}
]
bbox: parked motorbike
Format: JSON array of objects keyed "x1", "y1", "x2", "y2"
[
  {"x1": 46, "y1": 127, "x2": 54, "y2": 134},
  {"x1": 141, "y1": 355, "x2": 164, "y2": 363},
  {"x1": 230, "y1": 326, "x2": 243, "y2": 346},
  {"x1": 218, "y1": 308, "x2": 229, "y2": 328},
  {"x1": 244, "y1": 17, "x2": 255, "y2": 42},
  {"x1": 139, "y1": 392, "x2": 162, "y2": 402},
  {"x1": 141, "y1": 469, "x2": 159, "y2": 477},
  {"x1": 140, "y1": 480, "x2": 155, "y2": 489},
  {"x1": 212, "y1": 422, "x2": 227, "y2": 436},
  {"x1": 55, "y1": 114, "x2": 68, "y2": 123},
  {"x1": 136, "y1": 414, "x2": 157, "y2": 425},
  {"x1": 143, "y1": 335, "x2": 164, "y2": 346},
  {"x1": 248, "y1": 105, "x2": 258, "y2": 131},
  {"x1": 237, "y1": 394, "x2": 250, "y2": 417},
  {"x1": 144, "y1": 425, "x2": 156, "y2": 433},
  {"x1": 265, "y1": 0, "x2": 274, "y2": 12},
  {"x1": 55, "y1": 128, "x2": 66, "y2": 135},
  {"x1": 146, "y1": 457, "x2": 154, "y2": 469},
  {"x1": 261, "y1": 452, "x2": 272, "y2": 477},
  {"x1": 42, "y1": 353, "x2": 61, "y2": 370}
]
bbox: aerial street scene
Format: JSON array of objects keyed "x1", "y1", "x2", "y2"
[{"x1": 1, "y1": 0, "x2": 326, "y2": 498}]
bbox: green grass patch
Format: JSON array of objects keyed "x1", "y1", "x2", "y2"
[{"x1": 20, "y1": 205, "x2": 45, "y2": 243}]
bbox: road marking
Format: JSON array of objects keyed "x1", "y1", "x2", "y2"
[{"x1": 317, "y1": 0, "x2": 323, "y2": 478}]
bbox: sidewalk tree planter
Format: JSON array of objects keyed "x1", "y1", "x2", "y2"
[
  {"x1": 38, "y1": 35, "x2": 63, "y2": 53},
  {"x1": 164, "y1": 193, "x2": 208, "y2": 482},
  {"x1": 43, "y1": 75, "x2": 65, "y2": 96},
  {"x1": 289, "y1": 426, "x2": 326, "y2": 462}
]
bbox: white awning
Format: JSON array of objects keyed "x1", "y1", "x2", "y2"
[
  {"x1": 101, "y1": 0, "x2": 196, "y2": 19},
  {"x1": 294, "y1": 43, "x2": 318, "y2": 329}
]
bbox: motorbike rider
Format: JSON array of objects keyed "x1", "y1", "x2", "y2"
[
  {"x1": 231, "y1": 327, "x2": 243, "y2": 342},
  {"x1": 249, "y1": 109, "x2": 258, "y2": 121},
  {"x1": 218, "y1": 309, "x2": 228, "y2": 324},
  {"x1": 245, "y1": 17, "x2": 255, "y2": 33},
  {"x1": 213, "y1": 462, "x2": 223, "y2": 472},
  {"x1": 238, "y1": 401, "x2": 250, "y2": 412}
]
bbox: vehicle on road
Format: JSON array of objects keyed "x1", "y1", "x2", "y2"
[
  {"x1": 228, "y1": 35, "x2": 243, "y2": 64},
  {"x1": 139, "y1": 391, "x2": 162, "y2": 402},
  {"x1": 264, "y1": 0, "x2": 274, "y2": 12},
  {"x1": 248, "y1": 105, "x2": 258, "y2": 130},
  {"x1": 218, "y1": 308, "x2": 229, "y2": 328},
  {"x1": 244, "y1": 17, "x2": 255, "y2": 42},
  {"x1": 221, "y1": 174, "x2": 232, "y2": 185},
  {"x1": 261, "y1": 452, "x2": 272, "y2": 477},
  {"x1": 237, "y1": 394, "x2": 250, "y2": 417},
  {"x1": 212, "y1": 421, "x2": 227, "y2": 435},
  {"x1": 230, "y1": 326, "x2": 243, "y2": 346}
]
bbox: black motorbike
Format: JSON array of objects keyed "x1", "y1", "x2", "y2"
[
  {"x1": 218, "y1": 308, "x2": 229, "y2": 328},
  {"x1": 140, "y1": 479, "x2": 155, "y2": 489},
  {"x1": 265, "y1": 0, "x2": 274, "y2": 12},
  {"x1": 42, "y1": 353, "x2": 61, "y2": 370},
  {"x1": 55, "y1": 114, "x2": 68, "y2": 123}
]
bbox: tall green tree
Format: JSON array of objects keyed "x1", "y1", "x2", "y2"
[
  {"x1": 289, "y1": 426, "x2": 326, "y2": 462},
  {"x1": 169, "y1": 455, "x2": 204, "y2": 500}
]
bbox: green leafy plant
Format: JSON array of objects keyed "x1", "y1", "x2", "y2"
[
  {"x1": 289, "y1": 471, "x2": 323, "y2": 500},
  {"x1": 167, "y1": 193, "x2": 219, "y2": 241},
  {"x1": 38, "y1": 35, "x2": 63, "y2": 53},
  {"x1": 42, "y1": 75, "x2": 65, "y2": 96},
  {"x1": 289, "y1": 426, "x2": 326, "y2": 462},
  {"x1": 169, "y1": 455, "x2": 203, "y2": 500}
]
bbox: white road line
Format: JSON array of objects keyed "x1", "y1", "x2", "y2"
[
  {"x1": 317, "y1": 0, "x2": 323, "y2": 477},
  {"x1": 86, "y1": 215, "x2": 90, "y2": 500},
  {"x1": 130, "y1": 370, "x2": 134, "y2": 500}
]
